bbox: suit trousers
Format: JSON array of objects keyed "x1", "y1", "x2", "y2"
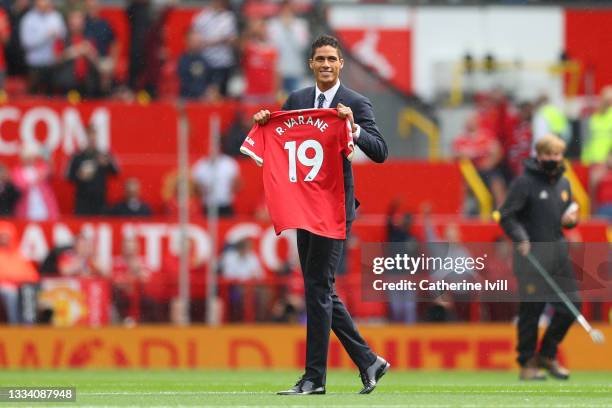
[{"x1": 297, "y1": 228, "x2": 377, "y2": 384}]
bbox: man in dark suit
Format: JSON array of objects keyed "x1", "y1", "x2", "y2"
[{"x1": 253, "y1": 35, "x2": 389, "y2": 395}]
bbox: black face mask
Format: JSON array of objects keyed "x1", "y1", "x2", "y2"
[{"x1": 540, "y1": 159, "x2": 560, "y2": 172}]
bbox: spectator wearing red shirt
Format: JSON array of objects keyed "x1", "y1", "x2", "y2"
[
  {"x1": 590, "y1": 149, "x2": 612, "y2": 221},
  {"x1": 241, "y1": 18, "x2": 278, "y2": 104},
  {"x1": 147, "y1": 240, "x2": 208, "y2": 322},
  {"x1": 506, "y1": 102, "x2": 534, "y2": 178},
  {"x1": 453, "y1": 113, "x2": 506, "y2": 210},
  {"x1": 55, "y1": 9, "x2": 100, "y2": 97},
  {"x1": 138, "y1": 4, "x2": 172, "y2": 98},
  {"x1": 58, "y1": 233, "x2": 106, "y2": 277},
  {"x1": 112, "y1": 236, "x2": 152, "y2": 323},
  {"x1": 163, "y1": 175, "x2": 202, "y2": 220},
  {"x1": 475, "y1": 90, "x2": 514, "y2": 142}
]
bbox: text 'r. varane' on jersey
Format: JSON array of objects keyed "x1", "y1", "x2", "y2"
[{"x1": 240, "y1": 109, "x2": 354, "y2": 239}]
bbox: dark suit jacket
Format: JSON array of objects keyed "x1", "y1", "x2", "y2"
[{"x1": 282, "y1": 83, "x2": 388, "y2": 227}]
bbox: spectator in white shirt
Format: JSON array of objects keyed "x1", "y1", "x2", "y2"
[
  {"x1": 267, "y1": 0, "x2": 309, "y2": 94},
  {"x1": 191, "y1": 145, "x2": 241, "y2": 217},
  {"x1": 221, "y1": 238, "x2": 263, "y2": 282},
  {"x1": 191, "y1": 0, "x2": 237, "y2": 97},
  {"x1": 19, "y1": 0, "x2": 66, "y2": 94},
  {"x1": 221, "y1": 237, "x2": 265, "y2": 321}
]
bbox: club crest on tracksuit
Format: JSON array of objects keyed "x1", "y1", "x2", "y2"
[
  {"x1": 539, "y1": 190, "x2": 548, "y2": 200},
  {"x1": 561, "y1": 190, "x2": 569, "y2": 202}
]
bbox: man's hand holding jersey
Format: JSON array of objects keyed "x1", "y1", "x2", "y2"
[
  {"x1": 337, "y1": 103, "x2": 357, "y2": 133},
  {"x1": 253, "y1": 110, "x2": 271, "y2": 125}
]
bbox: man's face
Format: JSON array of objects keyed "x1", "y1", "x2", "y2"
[
  {"x1": 75, "y1": 236, "x2": 94, "y2": 256},
  {"x1": 85, "y1": 129, "x2": 97, "y2": 150},
  {"x1": 68, "y1": 11, "x2": 85, "y2": 33},
  {"x1": 85, "y1": 0, "x2": 99, "y2": 15},
  {"x1": 186, "y1": 31, "x2": 202, "y2": 52},
  {"x1": 122, "y1": 238, "x2": 139, "y2": 257},
  {"x1": 35, "y1": 0, "x2": 51, "y2": 13},
  {"x1": 125, "y1": 179, "x2": 140, "y2": 198},
  {"x1": 309, "y1": 46, "x2": 343, "y2": 90}
]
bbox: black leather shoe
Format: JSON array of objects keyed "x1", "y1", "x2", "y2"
[
  {"x1": 277, "y1": 378, "x2": 325, "y2": 395},
  {"x1": 359, "y1": 356, "x2": 390, "y2": 394}
]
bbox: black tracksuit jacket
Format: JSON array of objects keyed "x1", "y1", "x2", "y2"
[
  {"x1": 499, "y1": 158, "x2": 573, "y2": 243},
  {"x1": 499, "y1": 158, "x2": 578, "y2": 299}
]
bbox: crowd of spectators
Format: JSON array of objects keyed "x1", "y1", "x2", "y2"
[
  {"x1": 1, "y1": 0, "x2": 310, "y2": 101},
  {"x1": 453, "y1": 86, "x2": 612, "y2": 218},
  {"x1": 0, "y1": 0, "x2": 609, "y2": 326},
  {"x1": 0, "y1": 122, "x2": 298, "y2": 324}
]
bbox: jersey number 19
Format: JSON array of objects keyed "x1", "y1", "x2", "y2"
[{"x1": 284, "y1": 140, "x2": 324, "y2": 183}]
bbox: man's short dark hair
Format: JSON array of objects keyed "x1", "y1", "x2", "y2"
[{"x1": 310, "y1": 35, "x2": 343, "y2": 59}]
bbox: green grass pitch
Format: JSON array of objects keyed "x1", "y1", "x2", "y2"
[{"x1": 1, "y1": 370, "x2": 610, "y2": 407}]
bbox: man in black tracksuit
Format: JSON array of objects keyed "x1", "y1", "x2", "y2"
[{"x1": 499, "y1": 135, "x2": 580, "y2": 380}]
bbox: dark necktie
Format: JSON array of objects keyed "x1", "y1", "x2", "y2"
[{"x1": 317, "y1": 93, "x2": 326, "y2": 109}]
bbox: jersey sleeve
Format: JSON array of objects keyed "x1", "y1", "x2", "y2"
[
  {"x1": 240, "y1": 124, "x2": 264, "y2": 166},
  {"x1": 340, "y1": 118, "x2": 355, "y2": 162}
]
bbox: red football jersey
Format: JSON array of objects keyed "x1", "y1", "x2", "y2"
[{"x1": 241, "y1": 109, "x2": 354, "y2": 239}]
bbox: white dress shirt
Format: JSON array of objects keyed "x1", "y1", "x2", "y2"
[{"x1": 314, "y1": 81, "x2": 361, "y2": 139}]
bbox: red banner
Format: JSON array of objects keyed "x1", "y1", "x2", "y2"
[
  {"x1": 8, "y1": 218, "x2": 608, "y2": 324},
  {"x1": 329, "y1": 5, "x2": 413, "y2": 94},
  {"x1": 0, "y1": 101, "x2": 239, "y2": 214},
  {"x1": 12, "y1": 218, "x2": 609, "y2": 273},
  {"x1": 0, "y1": 100, "x2": 471, "y2": 216},
  {"x1": 39, "y1": 278, "x2": 111, "y2": 326}
]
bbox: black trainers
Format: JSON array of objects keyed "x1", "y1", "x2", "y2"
[
  {"x1": 519, "y1": 356, "x2": 546, "y2": 381},
  {"x1": 537, "y1": 355, "x2": 570, "y2": 380},
  {"x1": 359, "y1": 356, "x2": 390, "y2": 394},
  {"x1": 277, "y1": 377, "x2": 326, "y2": 395}
]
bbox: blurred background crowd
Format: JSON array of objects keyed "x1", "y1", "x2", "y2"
[
  {"x1": 1, "y1": 0, "x2": 311, "y2": 101},
  {"x1": 0, "y1": 0, "x2": 610, "y2": 327}
]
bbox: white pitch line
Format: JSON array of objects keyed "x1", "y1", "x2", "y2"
[
  {"x1": 54, "y1": 404, "x2": 612, "y2": 408},
  {"x1": 79, "y1": 389, "x2": 612, "y2": 396},
  {"x1": 62, "y1": 405, "x2": 612, "y2": 408},
  {"x1": 82, "y1": 391, "x2": 270, "y2": 395}
]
